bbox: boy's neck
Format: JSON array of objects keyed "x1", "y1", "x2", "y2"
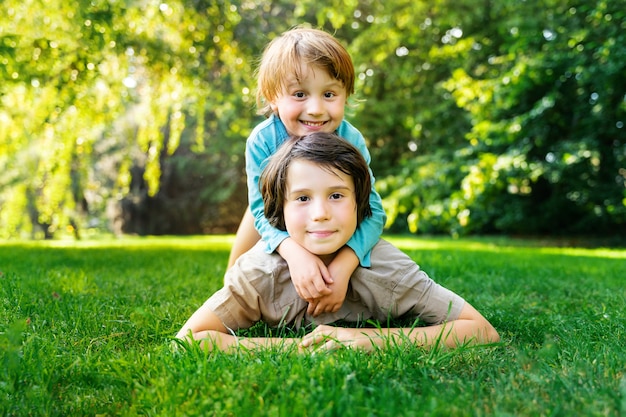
[{"x1": 318, "y1": 252, "x2": 338, "y2": 266}]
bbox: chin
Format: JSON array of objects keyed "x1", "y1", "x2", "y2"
[{"x1": 305, "y1": 245, "x2": 342, "y2": 256}]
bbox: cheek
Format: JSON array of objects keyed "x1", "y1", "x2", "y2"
[
  {"x1": 331, "y1": 101, "x2": 346, "y2": 114},
  {"x1": 350, "y1": 204, "x2": 359, "y2": 226},
  {"x1": 282, "y1": 205, "x2": 302, "y2": 232},
  {"x1": 349, "y1": 207, "x2": 358, "y2": 227},
  {"x1": 339, "y1": 203, "x2": 358, "y2": 224}
]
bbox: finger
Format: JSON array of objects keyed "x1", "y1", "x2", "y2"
[
  {"x1": 321, "y1": 339, "x2": 343, "y2": 352},
  {"x1": 312, "y1": 279, "x2": 332, "y2": 297},
  {"x1": 326, "y1": 302, "x2": 338, "y2": 315},
  {"x1": 319, "y1": 265, "x2": 333, "y2": 285},
  {"x1": 300, "y1": 332, "x2": 324, "y2": 348},
  {"x1": 318, "y1": 302, "x2": 336, "y2": 315},
  {"x1": 318, "y1": 300, "x2": 336, "y2": 316},
  {"x1": 307, "y1": 300, "x2": 318, "y2": 316},
  {"x1": 296, "y1": 285, "x2": 314, "y2": 301},
  {"x1": 300, "y1": 336, "x2": 312, "y2": 348},
  {"x1": 307, "y1": 286, "x2": 323, "y2": 300},
  {"x1": 312, "y1": 302, "x2": 325, "y2": 317}
]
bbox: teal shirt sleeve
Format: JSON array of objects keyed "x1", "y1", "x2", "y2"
[
  {"x1": 336, "y1": 121, "x2": 387, "y2": 267},
  {"x1": 245, "y1": 116, "x2": 290, "y2": 254}
]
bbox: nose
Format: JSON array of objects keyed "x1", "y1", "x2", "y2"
[
  {"x1": 310, "y1": 199, "x2": 330, "y2": 221},
  {"x1": 306, "y1": 96, "x2": 324, "y2": 116}
]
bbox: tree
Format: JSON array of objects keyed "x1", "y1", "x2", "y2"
[
  {"x1": 345, "y1": 0, "x2": 625, "y2": 236},
  {"x1": 1, "y1": 0, "x2": 624, "y2": 239},
  {"x1": 1, "y1": 0, "x2": 254, "y2": 237},
  {"x1": 441, "y1": 0, "x2": 626, "y2": 235}
]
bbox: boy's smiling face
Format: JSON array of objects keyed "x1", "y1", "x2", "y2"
[
  {"x1": 283, "y1": 159, "x2": 357, "y2": 263},
  {"x1": 270, "y1": 64, "x2": 347, "y2": 136}
]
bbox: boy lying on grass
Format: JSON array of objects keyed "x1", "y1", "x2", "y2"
[{"x1": 176, "y1": 132, "x2": 500, "y2": 352}]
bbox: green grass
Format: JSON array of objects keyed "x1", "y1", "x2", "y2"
[{"x1": 1, "y1": 235, "x2": 625, "y2": 416}]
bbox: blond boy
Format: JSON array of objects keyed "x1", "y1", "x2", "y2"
[{"x1": 228, "y1": 27, "x2": 386, "y2": 318}]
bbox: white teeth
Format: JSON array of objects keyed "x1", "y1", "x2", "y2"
[{"x1": 303, "y1": 121, "x2": 325, "y2": 126}]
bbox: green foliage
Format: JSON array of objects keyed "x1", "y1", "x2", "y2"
[
  {"x1": 344, "y1": 0, "x2": 625, "y2": 236},
  {"x1": 1, "y1": 235, "x2": 625, "y2": 415},
  {"x1": 435, "y1": 0, "x2": 626, "y2": 235},
  {"x1": 1, "y1": 0, "x2": 624, "y2": 238},
  {"x1": 377, "y1": 150, "x2": 466, "y2": 235},
  {"x1": 0, "y1": 0, "x2": 254, "y2": 238}
]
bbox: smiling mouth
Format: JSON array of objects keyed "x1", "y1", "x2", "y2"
[
  {"x1": 301, "y1": 120, "x2": 327, "y2": 127},
  {"x1": 308, "y1": 230, "x2": 335, "y2": 238}
]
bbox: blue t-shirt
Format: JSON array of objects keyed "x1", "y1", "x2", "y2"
[{"x1": 245, "y1": 114, "x2": 386, "y2": 267}]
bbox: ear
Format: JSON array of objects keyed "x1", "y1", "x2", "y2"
[{"x1": 270, "y1": 102, "x2": 278, "y2": 113}]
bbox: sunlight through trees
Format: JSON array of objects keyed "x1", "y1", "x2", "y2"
[{"x1": 1, "y1": 0, "x2": 624, "y2": 238}]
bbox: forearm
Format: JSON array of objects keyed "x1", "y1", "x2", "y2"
[
  {"x1": 317, "y1": 321, "x2": 498, "y2": 352},
  {"x1": 328, "y1": 246, "x2": 359, "y2": 283},
  {"x1": 369, "y1": 304, "x2": 499, "y2": 349},
  {"x1": 176, "y1": 303, "x2": 301, "y2": 352},
  {"x1": 277, "y1": 238, "x2": 332, "y2": 300},
  {"x1": 301, "y1": 304, "x2": 500, "y2": 352},
  {"x1": 379, "y1": 318, "x2": 499, "y2": 349},
  {"x1": 276, "y1": 237, "x2": 298, "y2": 261},
  {"x1": 187, "y1": 331, "x2": 301, "y2": 352}
]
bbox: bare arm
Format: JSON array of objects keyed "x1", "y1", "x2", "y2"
[
  {"x1": 308, "y1": 246, "x2": 359, "y2": 316},
  {"x1": 179, "y1": 330, "x2": 301, "y2": 352},
  {"x1": 277, "y1": 237, "x2": 332, "y2": 300},
  {"x1": 176, "y1": 300, "x2": 499, "y2": 353},
  {"x1": 175, "y1": 303, "x2": 229, "y2": 340},
  {"x1": 300, "y1": 302, "x2": 500, "y2": 352},
  {"x1": 175, "y1": 303, "x2": 301, "y2": 352}
]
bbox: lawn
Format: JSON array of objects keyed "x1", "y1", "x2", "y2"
[{"x1": 1, "y1": 235, "x2": 625, "y2": 416}]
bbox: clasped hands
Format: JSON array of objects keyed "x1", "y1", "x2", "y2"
[
  {"x1": 287, "y1": 253, "x2": 348, "y2": 317},
  {"x1": 279, "y1": 238, "x2": 356, "y2": 317}
]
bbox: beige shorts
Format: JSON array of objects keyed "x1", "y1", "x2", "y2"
[{"x1": 205, "y1": 239, "x2": 465, "y2": 330}]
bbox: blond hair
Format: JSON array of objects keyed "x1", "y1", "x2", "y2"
[{"x1": 255, "y1": 26, "x2": 355, "y2": 117}]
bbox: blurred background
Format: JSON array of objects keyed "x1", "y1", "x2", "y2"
[{"x1": 1, "y1": 0, "x2": 624, "y2": 240}]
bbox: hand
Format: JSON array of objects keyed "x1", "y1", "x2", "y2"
[
  {"x1": 307, "y1": 279, "x2": 348, "y2": 316},
  {"x1": 306, "y1": 247, "x2": 355, "y2": 316},
  {"x1": 300, "y1": 325, "x2": 379, "y2": 352},
  {"x1": 279, "y1": 239, "x2": 332, "y2": 301}
]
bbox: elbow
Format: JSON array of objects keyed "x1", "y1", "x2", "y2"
[
  {"x1": 489, "y1": 329, "x2": 501, "y2": 344},
  {"x1": 470, "y1": 316, "x2": 500, "y2": 345},
  {"x1": 484, "y1": 322, "x2": 500, "y2": 344}
]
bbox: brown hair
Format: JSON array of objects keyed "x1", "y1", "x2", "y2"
[
  {"x1": 256, "y1": 26, "x2": 355, "y2": 117},
  {"x1": 261, "y1": 132, "x2": 372, "y2": 231}
]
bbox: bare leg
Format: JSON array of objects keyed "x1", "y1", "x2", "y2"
[{"x1": 227, "y1": 207, "x2": 260, "y2": 268}]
